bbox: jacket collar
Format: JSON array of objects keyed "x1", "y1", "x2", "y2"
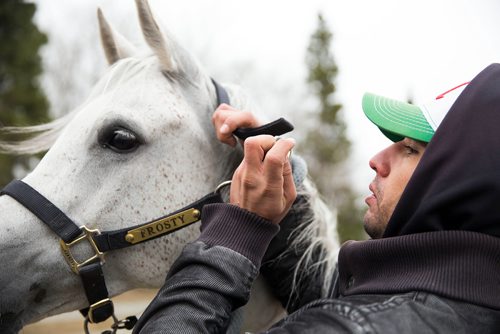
[{"x1": 338, "y1": 231, "x2": 500, "y2": 310}]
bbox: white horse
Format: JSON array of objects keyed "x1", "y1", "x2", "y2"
[{"x1": 0, "y1": 0, "x2": 338, "y2": 332}]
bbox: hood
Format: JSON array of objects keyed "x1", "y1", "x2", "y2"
[{"x1": 384, "y1": 63, "x2": 500, "y2": 238}]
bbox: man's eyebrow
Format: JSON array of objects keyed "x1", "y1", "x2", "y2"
[
  {"x1": 413, "y1": 139, "x2": 427, "y2": 148},
  {"x1": 404, "y1": 138, "x2": 427, "y2": 148}
]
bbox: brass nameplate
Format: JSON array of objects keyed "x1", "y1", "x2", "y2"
[{"x1": 125, "y1": 208, "x2": 200, "y2": 244}]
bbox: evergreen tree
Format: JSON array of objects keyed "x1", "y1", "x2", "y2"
[
  {"x1": 0, "y1": 0, "x2": 50, "y2": 187},
  {"x1": 299, "y1": 13, "x2": 365, "y2": 242}
]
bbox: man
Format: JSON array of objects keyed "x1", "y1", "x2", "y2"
[{"x1": 133, "y1": 64, "x2": 500, "y2": 333}]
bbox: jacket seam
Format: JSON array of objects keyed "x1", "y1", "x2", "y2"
[{"x1": 282, "y1": 299, "x2": 377, "y2": 334}]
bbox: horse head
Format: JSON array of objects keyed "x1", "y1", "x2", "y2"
[{"x1": 0, "y1": 0, "x2": 250, "y2": 331}]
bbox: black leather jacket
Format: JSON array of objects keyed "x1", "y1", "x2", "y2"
[
  {"x1": 274, "y1": 291, "x2": 499, "y2": 334},
  {"x1": 133, "y1": 203, "x2": 500, "y2": 333}
]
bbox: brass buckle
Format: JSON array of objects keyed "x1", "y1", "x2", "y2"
[
  {"x1": 60, "y1": 226, "x2": 105, "y2": 274},
  {"x1": 88, "y1": 298, "x2": 113, "y2": 324}
]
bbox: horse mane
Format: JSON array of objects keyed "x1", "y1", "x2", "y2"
[
  {"x1": 288, "y1": 178, "x2": 338, "y2": 300},
  {"x1": 0, "y1": 109, "x2": 77, "y2": 155}
]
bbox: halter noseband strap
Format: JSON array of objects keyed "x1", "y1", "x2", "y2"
[{"x1": 1, "y1": 180, "x2": 82, "y2": 242}]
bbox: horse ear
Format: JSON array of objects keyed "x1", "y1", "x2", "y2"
[
  {"x1": 97, "y1": 8, "x2": 137, "y2": 65},
  {"x1": 135, "y1": 0, "x2": 175, "y2": 72}
]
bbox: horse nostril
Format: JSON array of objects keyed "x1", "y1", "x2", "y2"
[
  {"x1": 29, "y1": 282, "x2": 47, "y2": 304},
  {"x1": 34, "y1": 288, "x2": 47, "y2": 303}
]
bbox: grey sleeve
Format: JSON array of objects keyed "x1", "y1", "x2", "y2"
[
  {"x1": 133, "y1": 203, "x2": 280, "y2": 333},
  {"x1": 134, "y1": 241, "x2": 258, "y2": 334}
]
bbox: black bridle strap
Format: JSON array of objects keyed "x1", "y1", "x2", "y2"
[
  {"x1": 93, "y1": 191, "x2": 223, "y2": 252},
  {"x1": 0, "y1": 180, "x2": 223, "y2": 252},
  {"x1": 79, "y1": 262, "x2": 114, "y2": 323},
  {"x1": 0, "y1": 180, "x2": 82, "y2": 243},
  {"x1": 211, "y1": 78, "x2": 294, "y2": 139},
  {"x1": 212, "y1": 78, "x2": 230, "y2": 105}
]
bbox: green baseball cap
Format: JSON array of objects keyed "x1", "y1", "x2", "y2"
[{"x1": 362, "y1": 82, "x2": 469, "y2": 143}]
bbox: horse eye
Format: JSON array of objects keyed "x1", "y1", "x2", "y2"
[{"x1": 101, "y1": 127, "x2": 140, "y2": 153}]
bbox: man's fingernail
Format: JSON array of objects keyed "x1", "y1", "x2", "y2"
[{"x1": 220, "y1": 124, "x2": 230, "y2": 134}]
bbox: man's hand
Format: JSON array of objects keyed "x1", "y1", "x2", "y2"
[
  {"x1": 212, "y1": 104, "x2": 262, "y2": 147},
  {"x1": 230, "y1": 135, "x2": 296, "y2": 224}
]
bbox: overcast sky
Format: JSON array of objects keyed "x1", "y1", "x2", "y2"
[{"x1": 32, "y1": 0, "x2": 500, "y2": 195}]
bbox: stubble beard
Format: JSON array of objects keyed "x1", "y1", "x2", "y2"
[
  {"x1": 363, "y1": 191, "x2": 390, "y2": 239},
  {"x1": 363, "y1": 211, "x2": 386, "y2": 239}
]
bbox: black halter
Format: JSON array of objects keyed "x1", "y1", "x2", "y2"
[{"x1": 0, "y1": 79, "x2": 293, "y2": 332}]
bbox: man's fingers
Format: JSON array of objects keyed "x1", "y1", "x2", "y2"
[
  {"x1": 263, "y1": 138, "x2": 295, "y2": 183},
  {"x1": 282, "y1": 159, "x2": 297, "y2": 205},
  {"x1": 230, "y1": 136, "x2": 297, "y2": 223},
  {"x1": 243, "y1": 135, "x2": 276, "y2": 172},
  {"x1": 212, "y1": 105, "x2": 261, "y2": 147},
  {"x1": 220, "y1": 110, "x2": 260, "y2": 134}
]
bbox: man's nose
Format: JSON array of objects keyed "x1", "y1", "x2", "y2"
[{"x1": 369, "y1": 148, "x2": 390, "y2": 177}]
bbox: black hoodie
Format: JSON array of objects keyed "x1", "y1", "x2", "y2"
[{"x1": 338, "y1": 64, "x2": 500, "y2": 310}]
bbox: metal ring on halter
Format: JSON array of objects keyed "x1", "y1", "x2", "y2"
[
  {"x1": 84, "y1": 313, "x2": 119, "y2": 334},
  {"x1": 214, "y1": 180, "x2": 232, "y2": 194}
]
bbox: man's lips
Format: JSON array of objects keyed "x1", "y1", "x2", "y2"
[
  {"x1": 369, "y1": 183, "x2": 377, "y2": 197},
  {"x1": 365, "y1": 194, "x2": 376, "y2": 205},
  {"x1": 365, "y1": 183, "x2": 377, "y2": 205}
]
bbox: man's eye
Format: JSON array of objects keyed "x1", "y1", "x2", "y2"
[{"x1": 404, "y1": 145, "x2": 418, "y2": 155}]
